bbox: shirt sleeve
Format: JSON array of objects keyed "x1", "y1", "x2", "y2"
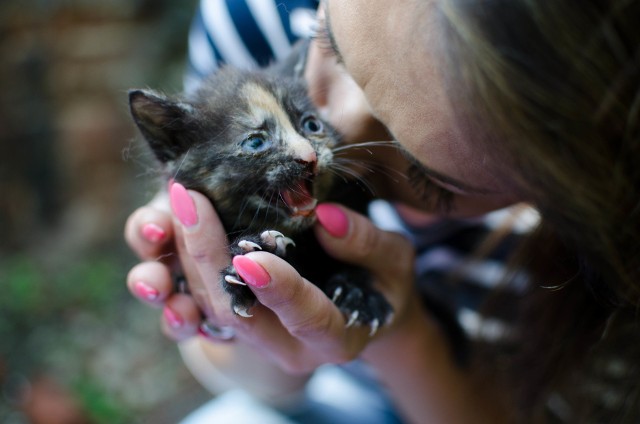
[{"x1": 369, "y1": 200, "x2": 537, "y2": 365}]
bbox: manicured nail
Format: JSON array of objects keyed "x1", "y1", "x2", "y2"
[
  {"x1": 141, "y1": 223, "x2": 166, "y2": 243},
  {"x1": 163, "y1": 306, "x2": 184, "y2": 328},
  {"x1": 133, "y1": 281, "x2": 159, "y2": 301},
  {"x1": 315, "y1": 203, "x2": 349, "y2": 238},
  {"x1": 170, "y1": 182, "x2": 198, "y2": 227},
  {"x1": 232, "y1": 255, "x2": 270, "y2": 288}
]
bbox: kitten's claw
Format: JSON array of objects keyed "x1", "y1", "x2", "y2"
[
  {"x1": 225, "y1": 275, "x2": 246, "y2": 286},
  {"x1": 346, "y1": 310, "x2": 359, "y2": 328},
  {"x1": 331, "y1": 286, "x2": 343, "y2": 303},
  {"x1": 238, "y1": 240, "x2": 262, "y2": 252},
  {"x1": 260, "y1": 230, "x2": 295, "y2": 256},
  {"x1": 260, "y1": 230, "x2": 284, "y2": 245},
  {"x1": 369, "y1": 319, "x2": 380, "y2": 337},
  {"x1": 233, "y1": 305, "x2": 253, "y2": 318}
]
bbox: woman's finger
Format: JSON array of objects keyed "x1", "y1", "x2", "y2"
[
  {"x1": 127, "y1": 261, "x2": 173, "y2": 306},
  {"x1": 313, "y1": 203, "x2": 414, "y2": 291},
  {"x1": 169, "y1": 183, "x2": 236, "y2": 324},
  {"x1": 231, "y1": 252, "x2": 371, "y2": 371},
  {"x1": 124, "y1": 192, "x2": 174, "y2": 260},
  {"x1": 161, "y1": 294, "x2": 201, "y2": 342},
  {"x1": 236, "y1": 252, "x2": 345, "y2": 339}
]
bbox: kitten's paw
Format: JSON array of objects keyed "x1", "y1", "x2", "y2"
[
  {"x1": 221, "y1": 265, "x2": 257, "y2": 318},
  {"x1": 329, "y1": 279, "x2": 393, "y2": 337},
  {"x1": 230, "y1": 231, "x2": 295, "y2": 258},
  {"x1": 260, "y1": 230, "x2": 295, "y2": 256},
  {"x1": 222, "y1": 232, "x2": 295, "y2": 317}
]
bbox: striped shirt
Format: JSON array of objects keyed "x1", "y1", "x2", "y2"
[{"x1": 185, "y1": 0, "x2": 319, "y2": 93}]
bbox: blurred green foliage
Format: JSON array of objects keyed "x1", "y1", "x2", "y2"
[
  {"x1": 74, "y1": 377, "x2": 134, "y2": 424},
  {"x1": 0, "y1": 252, "x2": 137, "y2": 421},
  {"x1": 0, "y1": 0, "x2": 205, "y2": 421}
]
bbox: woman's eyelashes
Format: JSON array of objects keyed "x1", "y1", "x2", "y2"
[
  {"x1": 311, "y1": 19, "x2": 344, "y2": 64},
  {"x1": 407, "y1": 163, "x2": 455, "y2": 213}
]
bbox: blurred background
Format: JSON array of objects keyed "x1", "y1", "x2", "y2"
[{"x1": 0, "y1": 0, "x2": 214, "y2": 422}]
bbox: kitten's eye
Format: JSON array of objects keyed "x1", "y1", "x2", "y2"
[
  {"x1": 242, "y1": 133, "x2": 271, "y2": 152},
  {"x1": 301, "y1": 115, "x2": 323, "y2": 135}
]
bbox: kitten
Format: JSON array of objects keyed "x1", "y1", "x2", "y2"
[{"x1": 128, "y1": 44, "x2": 392, "y2": 334}]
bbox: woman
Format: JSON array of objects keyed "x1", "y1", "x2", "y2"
[{"x1": 125, "y1": 0, "x2": 640, "y2": 422}]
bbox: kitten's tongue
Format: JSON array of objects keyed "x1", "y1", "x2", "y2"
[{"x1": 283, "y1": 180, "x2": 318, "y2": 217}]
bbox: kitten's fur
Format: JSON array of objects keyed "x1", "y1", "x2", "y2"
[{"x1": 129, "y1": 44, "x2": 392, "y2": 332}]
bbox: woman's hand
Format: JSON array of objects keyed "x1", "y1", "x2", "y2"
[
  {"x1": 125, "y1": 182, "x2": 422, "y2": 374},
  {"x1": 124, "y1": 189, "x2": 204, "y2": 341}
]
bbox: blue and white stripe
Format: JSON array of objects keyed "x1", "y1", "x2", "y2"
[{"x1": 185, "y1": 0, "x2": 319, "y2": 93}]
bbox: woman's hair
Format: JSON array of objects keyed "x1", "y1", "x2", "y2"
[{"x1": 437, "y1": 0, "x2": 640, "y2": 421}]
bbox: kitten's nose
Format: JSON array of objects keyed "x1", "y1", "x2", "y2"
[
  {"x1": 297, "y1": 150, "x2": 317, "y2": 166},
  {"x1": 295, "y1": 151, "x2": 318, "y2": 174},
  {"x1": 289, "y1": 135, "x2": 317, "y2": 166}
]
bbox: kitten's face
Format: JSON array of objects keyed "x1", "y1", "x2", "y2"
[{"x1": 129, "y1": 69, "x2": 339, "y2": 234}]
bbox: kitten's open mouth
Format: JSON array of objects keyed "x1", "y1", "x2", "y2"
[{"x1": 282, "y1": 179, "x2": 318, "y2": 217}]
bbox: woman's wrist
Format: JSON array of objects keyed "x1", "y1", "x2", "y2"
[{"x1": 180, "y1": 338, "x2": 310, "y2": 407}]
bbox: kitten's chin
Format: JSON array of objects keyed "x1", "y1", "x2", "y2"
[{"x1": 286, "y1": 213, "x2": 317, "y2": 231}]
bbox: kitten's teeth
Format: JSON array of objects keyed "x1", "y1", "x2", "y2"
[
  {"x1": 331, "y1": 286, "x2": 343, "y2": 302},
  {"x1": 369, "y1": 319, "x2": 380, "y2": 337},
  {"x1": 238, "y1": 240, "x2": 262, "y2": 252},
  {"x1": 346, "y1": 310, "x2": 359, "y2": 328},
  {"x1": 233, "y1": 305, "x2": 253, "y2": 318},
  {"x1": 225, "y1": 275, "x2": 246, "y2": 286},
  {"x1": 291, "y1": 199, "x2": 318, "y2": 217}
]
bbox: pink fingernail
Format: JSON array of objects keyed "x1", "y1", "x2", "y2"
[
  {"x1": 316, "y1": 204, "x2": 349, "y2": 238},
  {"x1": 232, "y1": 255, "x2": 270, "y2": 288},
  {"x1": 141, "y1": 223, "x2": 166, "y2": 243},
  {"x1": 170, "y1": 182, "x2": 198, "y2": 227},
  {"x1": 163, "y1": 306, "x2": 184, "y2": 328},
  {"x1": 133, "y1": 281, "x2": 159, "y2": 301}
]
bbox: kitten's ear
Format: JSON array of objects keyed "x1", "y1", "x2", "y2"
[{"x1": 129, "y1": 89, "x2": 194, "y2": 163}]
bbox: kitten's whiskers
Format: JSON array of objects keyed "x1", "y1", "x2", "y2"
[
  {"x1": 331, "y1": 140, "x2": 397, "y2": 154},
  {"x1": 329, "y1": 162, "x2": 377, "y2": 195},
  {"x1": 172, "y1": 148, "x2": 192, "y2": 181}
]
